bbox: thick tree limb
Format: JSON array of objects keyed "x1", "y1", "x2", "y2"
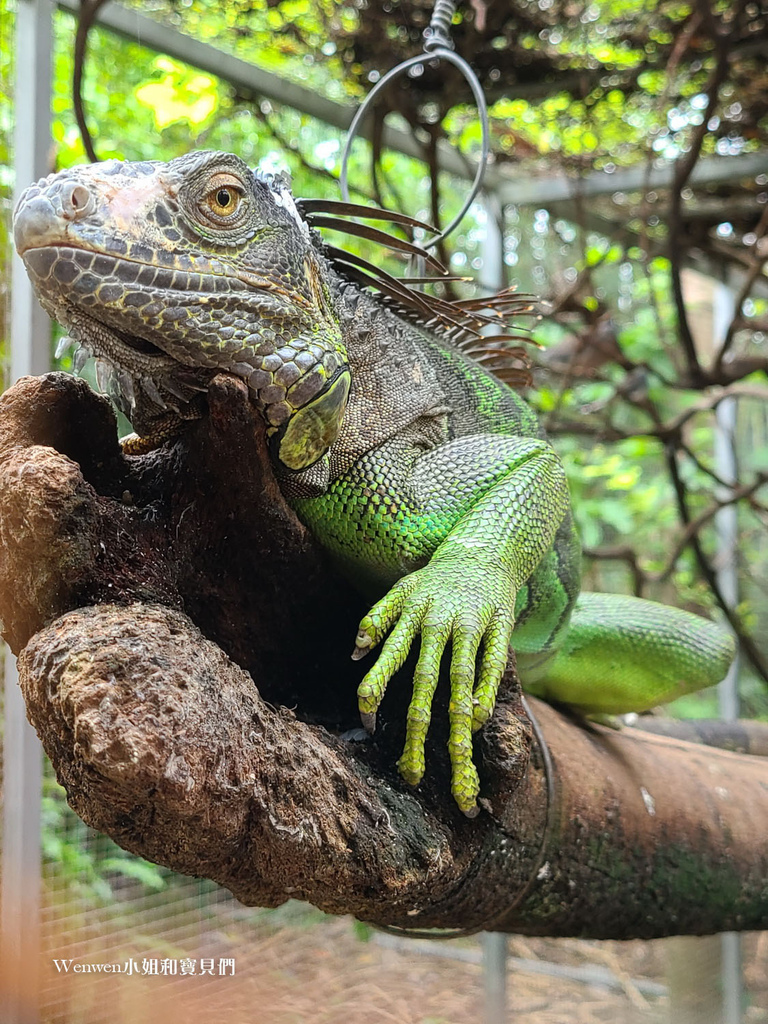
[
  {"x1": 3, "y1": 372, "x2": 768, "y2": 937},
  {"x1": 630, "y1": 715, "x2": 768, "y2": 756}
]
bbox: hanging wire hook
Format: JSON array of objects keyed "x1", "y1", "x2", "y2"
[
  {"x1": 339, "y1": 0, "x2": 490, "y2": 250},
  {"x1": 423, "y1": 0, "x2": 457, "y2": 50}
]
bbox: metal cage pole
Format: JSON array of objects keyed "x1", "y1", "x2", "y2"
[
  {"x1": 480, "y1": 194, "x2": 509, "y2": 1024},
  {"x1": 1, "y1": 1, "x2": 53, "y2": 1021},
  {"x1": 713, "y1": 276, "x2": 743, "y2": 1024}
]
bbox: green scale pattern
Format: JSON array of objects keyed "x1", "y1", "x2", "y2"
[
  {"x1": 293, "y1": 428, "x2": 573, "y2": 812},
  {"x1": 293, "y1": 435, "x2": 564, "y2": 587}
]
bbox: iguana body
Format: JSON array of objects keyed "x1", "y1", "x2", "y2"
[{"x1": 14, "y1": 151, "x2": 734, "y2": 814}]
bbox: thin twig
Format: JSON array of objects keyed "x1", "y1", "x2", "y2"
[
  {"x1": 656, "y1": 472, "x2": 768, "y2": 583},
  {"x1": 664, "y1": 443, "x2": 768, "y2": 685},
  {"x1": 713, "y1": 204, "x2": 768, "y2": 374},
  {"x1": 581, "y1": 546, "x2": 647, "y2": 597},
  {"x1": 638, "y1": 8, "x2": 703, "y2": 264},
  {"x1": 667, "y1": 5, "x2": 733, "y2": 385},
  {"x1": 582, "y1": 474, "x2": 767, "y2": 591},
  {"x1": 678, "y1": 441, "x2": 732, "y2": 490},
  {"x1": 658, "y1": 384, "x2": 768, "y2": 441},
  {"x1": 73, "y1": 0, "x2": 110, "y2": 162}
]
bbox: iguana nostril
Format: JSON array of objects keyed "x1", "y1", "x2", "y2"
[
  {"x1": 12, "y1": 193, "x2": 57, "y2": 254},
  {"x1": 62, "y1": 182, "x2": 94, "y2": 220}
]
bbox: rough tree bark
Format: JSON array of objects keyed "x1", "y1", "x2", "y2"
[{"x1": 2, "y1": 372, "x2": 768, "y2": 937}]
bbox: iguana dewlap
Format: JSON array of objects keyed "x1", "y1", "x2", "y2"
[{"x1": 14, "y1": 151, "x2": 735, "y2": 815}]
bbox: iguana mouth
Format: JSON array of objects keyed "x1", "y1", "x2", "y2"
[
  {"x1": 20, "y1": 242, "x2": 232, "y2": 388},
  {"x1": 17, "y1": 242, "x2": 182, "y2": 380},
  {"x1": 55, "y1": 305, "x2": 212, "y2": 420},
  {"x1": 62, "y1": 305, "x2": 179, "y2": 372},
  {"x1": 104, "y1": 325, "x2": 167, "y2": 358}
]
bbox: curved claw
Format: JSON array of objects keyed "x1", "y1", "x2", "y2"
[
  {"x1": 351, "y1": 633, "x2": 374, "y2": 661},
  {"x1": 360, "y1": 710, "x2": 377, "y2": 733}
]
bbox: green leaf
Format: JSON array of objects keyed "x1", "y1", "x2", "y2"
[{"x1": 100, "y1": 857, "x2": 168, "y2": 891}]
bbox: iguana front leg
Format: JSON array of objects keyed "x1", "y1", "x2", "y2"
[
  {"x1": 294, "y1": 432, "x2": 570, "y2": 815},
  {"x1": 354, "y1": 548, "x2": 519, "y2": 815}
]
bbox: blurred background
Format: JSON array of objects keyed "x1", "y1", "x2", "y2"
[{"x1": 1, "y1": 0, "x2": 767, "y2": 1021}]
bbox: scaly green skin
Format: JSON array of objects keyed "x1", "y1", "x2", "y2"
[
  {"x1": 292, "y1": 312, "x2": 734, "y2": 812},
  {"x1": 523, "y1": 592, "x2": 736, "y2": 714},
  {"x1": 14, "y1": 151, "x2": 736, "y2": 816},
  {"x1": 292, "y1": 430, "x2": 570, "y2": 809}
]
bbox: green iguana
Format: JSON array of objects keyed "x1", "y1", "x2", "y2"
[{"x1": 13, "y1": 151, "x2": 735, "y2": 815}]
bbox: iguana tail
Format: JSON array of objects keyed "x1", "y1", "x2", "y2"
[{"x1": 519, "y1": 592, "x2": 736, "y2": 714}]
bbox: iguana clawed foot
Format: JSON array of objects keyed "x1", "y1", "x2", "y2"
[
  {"x1": 119, "y1": 411, "x2": 199, "y2": 455},
  {"x1": 353, "y1": 556, "x2": 516, "y2": 816}
]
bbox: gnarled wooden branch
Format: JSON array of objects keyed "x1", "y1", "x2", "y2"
[{"x1": 3, "y1": 372, "x2": 768, "y2": 937}]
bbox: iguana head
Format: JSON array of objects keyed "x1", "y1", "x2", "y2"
[{"x1": 13, "y1": 150, "x2": 350, "y2": 470}]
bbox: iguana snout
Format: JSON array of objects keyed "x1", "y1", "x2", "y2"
[
  {"x1": 14, "y1": 177, "x2": 94, "y2": 251},
  {"x1": 14, "y1": 151, "x2": 351, "y2": 468}
]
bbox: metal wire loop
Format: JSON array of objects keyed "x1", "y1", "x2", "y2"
[{"x1": 339, "y1": 34, "x2": 490, "y2": 249}]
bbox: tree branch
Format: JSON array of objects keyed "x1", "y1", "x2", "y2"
[
  {"x1": 73, "y1": 0, "x2": 109, "y2": 163},
  {"x1": 655, "y1": 471, "x2": 768, "y2": 583},
  {"x1": 581, "y1": 545, "x2": 647, "y2": 596},
  {"x1": 583, "y1": 469, "x2": 768, "y2": 593},
  {"x1": 664, "y1": 443, "x2": 768, "y2": 684},
  {"x1": 713, "y1": 204, "x2": 768, "y2": 374},
  {"x1": 17, "y1": 602, "x2": 768, "y2": 937},
  {"x1": 667, "y1": 5, "x2": 733, "y2": 386},
  {"x1": 3, "y1": 372, "x2": 768, "y2": 937}
]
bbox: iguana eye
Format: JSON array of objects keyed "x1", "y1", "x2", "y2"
[
  {"x1": 197, "y1": 170, "x2": 247, "y2": 221},
  {"x1": 204, "y1": 185, "x2": 242, "y2": 217}
]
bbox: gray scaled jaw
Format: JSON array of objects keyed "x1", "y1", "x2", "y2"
[{"x1": 13, "y1": 176, "x2": 211, "y2": 422}]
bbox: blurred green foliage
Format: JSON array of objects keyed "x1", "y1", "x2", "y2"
[{"x1": 42, "y1": 773, "x2": 168, "y2": 904}]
